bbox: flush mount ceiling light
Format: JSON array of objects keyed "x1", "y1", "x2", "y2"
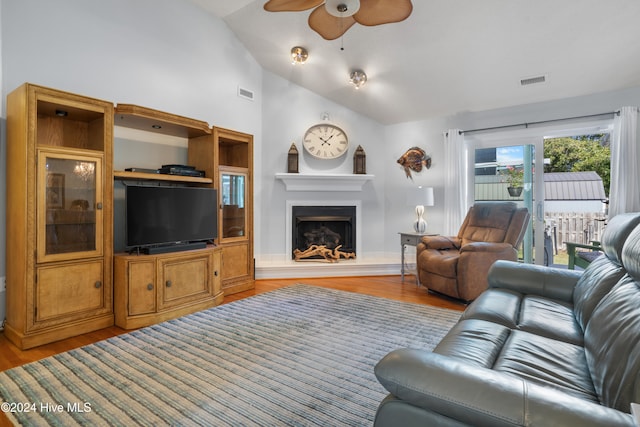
[
  {"x1": 290, "y1": 46, "x2": 309, "y2": 65},
  {"x1": 349, "y1": 70, "x2": 367, "y2": 89},
  {"x1": 264, "y1": 0, "x2": 413, "y2": 41}
]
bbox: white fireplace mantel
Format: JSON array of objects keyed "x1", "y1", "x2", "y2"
[{"x1": 275, "y1": 173, "x2": 374, "y2": 192}]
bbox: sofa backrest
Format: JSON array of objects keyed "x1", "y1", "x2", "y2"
[
  {"x1": 458, "y1": 202, "x2": 529, "y2": 247},
  {"x1": 584, "y1": 221, "x2": 640, "y2": 411},
  {"x1": 573, "y1": 212, "x2": 640, "y2": 330}
]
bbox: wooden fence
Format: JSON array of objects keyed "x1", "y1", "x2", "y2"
[{"x1": 544, "y1": 212, "x2": 607, "y2": 251}]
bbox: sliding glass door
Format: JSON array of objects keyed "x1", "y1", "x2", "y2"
[
  {"x1": 467, "y1": 119, "x2": 613, "y2": 266},
  {"x1": 472, "y1": 137, "x2": 542, "y2": 263}
]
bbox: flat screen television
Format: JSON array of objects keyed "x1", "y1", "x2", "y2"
[{"x1": 126, "y1": 185, "x2": 218, "y2": 252}]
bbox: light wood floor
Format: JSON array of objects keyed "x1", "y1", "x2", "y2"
[{"x1": 0, "y1": 275, "x2": 465, "y2": 372}]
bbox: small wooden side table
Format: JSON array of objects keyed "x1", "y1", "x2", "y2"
[{"x1": 399, "y1": 232, "x2": 437, "y2": 285}]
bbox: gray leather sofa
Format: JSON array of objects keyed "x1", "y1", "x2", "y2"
[{"x1": 375, "y1": 212, "x2": 640, "y2": 427}]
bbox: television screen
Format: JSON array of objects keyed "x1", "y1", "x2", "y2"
[{"x1": 126, "y1": 185, "x2": 218, "y2": 249}]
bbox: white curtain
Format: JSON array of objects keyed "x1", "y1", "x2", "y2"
[
  {"x1": 443, "y1": 129, "x2": 469, "y2": 235},
  {"x1": 609, "y1": 106, "x2": 640, "y2": 217}
]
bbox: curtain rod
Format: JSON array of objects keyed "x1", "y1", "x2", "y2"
[{"x1": 458, "y1": 110, "x2": 619, "y2": 136}]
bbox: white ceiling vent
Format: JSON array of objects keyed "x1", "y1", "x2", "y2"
[
  {"x1": 520, "y1": 75, "x2": 546, "y2": 86},
  {"x1": 237, "y1": 86, "x2": 255, "y2": 101}
]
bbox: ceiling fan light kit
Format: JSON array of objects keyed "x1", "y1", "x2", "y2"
[
  {"x1": 263, "y1": 0, "x2": 413, "y2": 40},
  {"x1": 349, "y1": 70, "x2": 367, "y2": 89},
  {"x1": 290, "y1": 46, "x2": 309, "y2": 64},
  {"x1": 325, "y1": 0, "x2": 360, "y2": 17}
]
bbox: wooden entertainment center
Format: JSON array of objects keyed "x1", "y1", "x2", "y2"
[{"x1": 5, "y1": 83, "x2": 254, "y2": 348}]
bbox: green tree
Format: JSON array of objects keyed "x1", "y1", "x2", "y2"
[{"x1": 544, "y1": 136, "x2": 610, "y2": 195}]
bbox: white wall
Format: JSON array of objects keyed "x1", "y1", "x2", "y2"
[{"x1": 258, "y1": 71, "x2": 388, "y2": 262}]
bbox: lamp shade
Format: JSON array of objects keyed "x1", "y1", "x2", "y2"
[{"x1": 406, "y1": 186, "x2": 434, "y2": 207}]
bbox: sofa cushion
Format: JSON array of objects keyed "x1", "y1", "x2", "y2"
[
  {"x1": 459, "y1": 288, "x2": 521, "y2": 329},
  {"x1": 459, "y1": 203, "x2": 516, "y2": 246},
  {"x1": 572, "y1": 255, "x2": 626, "y2": 330},
  {"x1": 584, "y1": 223, "x2": 640, "y2": 412},
  {"x1": 622, "y1": 221, "x2": 640, "y2": 279},
  {"x1": 584, "y1": 276, "x2": 640, "y2": 412},
  {"x1": 518, "y1": 296, "x2": 582, "y2": 345},
  {"x1": 461, "y1": 288, "x2": 583, "y2": 345},
  {"x1": 494, "y1": 330, "x2": 599, "y2": 404},
  {"x1": 433, "y1": 319, "x2": 511, "y2": 368},
  {"x1": 573, "y1": 213, "x2": 640, "y2": 329}
]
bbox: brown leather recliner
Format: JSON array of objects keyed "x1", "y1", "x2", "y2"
[{"x1": 416, "y1": 202, "x2": 530, "y2": 302}]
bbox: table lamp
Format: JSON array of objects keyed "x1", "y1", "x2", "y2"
[{"x1": 406, "y1": 186, "x2": 434, "y2": 233}]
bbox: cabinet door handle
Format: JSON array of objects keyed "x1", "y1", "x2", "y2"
[
  {"x1": 214, "y1": 270, "x2": 218, "y2": 277},
  {"x1": 166, "y1": 280, "x2": 172, "y2": 288},
  {"x1": 94, "y1": 281, "x2": 102, "y2": 288},
  {"x1": 147, "y1": 283, "x2": 154, "y2": 291},
  {"x1": 96, "y1": 202, "x2": 103, "y2": 210}
]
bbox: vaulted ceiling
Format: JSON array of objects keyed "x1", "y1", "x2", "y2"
[{"x1": 188, "y1": 0, "x2": 640, "y2": 125}]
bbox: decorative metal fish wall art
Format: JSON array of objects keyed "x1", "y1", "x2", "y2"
[{"x1": 397, "y1": 146, "x2": 431, "y2": 179}]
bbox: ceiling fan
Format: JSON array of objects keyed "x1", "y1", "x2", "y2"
[{"x1": 263, "y1": 0, "x2": 413, "y2": 40}]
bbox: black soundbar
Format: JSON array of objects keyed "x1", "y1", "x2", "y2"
[{"x1": 142, "y1": 241, "x2": 207, "y2": 255}]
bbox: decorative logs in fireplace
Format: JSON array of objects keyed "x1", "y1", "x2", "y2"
[
  {"x1": 293, "y1": 244, "x2": 356, "y2": 262},
  {"x1": 292, "y1": 205, "x2": 356, "y2": 262}
]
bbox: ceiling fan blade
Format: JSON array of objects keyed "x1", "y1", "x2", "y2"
[
  {"x1": 264, "y1": 0, "x2": 324, "y2": 12},
  {"x1": 353, "y1": 0, "x2": 413, "y2": 26},
  {"x1": 308, "y1": 5, "x2": 356, "y2": 40}
]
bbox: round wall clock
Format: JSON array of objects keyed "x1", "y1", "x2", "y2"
[{"x1": 303, "y1": 123, "x2": 349, "y2": 159}]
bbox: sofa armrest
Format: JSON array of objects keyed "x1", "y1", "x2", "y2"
[
  {"x1": 419, "y1": 235, "x2": 460, "y2": 250},
  {"x1": 375, "y1": 349, "x2": 635, "y2": 427},
  {"x1": 487, "y1": 260, "x2": 582, "y2": 303}
]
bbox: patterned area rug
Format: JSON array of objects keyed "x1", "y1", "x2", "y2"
[{"x1": 0, "y1": 284, "x2": 461, "y2": 426}]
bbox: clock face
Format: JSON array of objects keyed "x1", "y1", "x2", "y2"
[{"x1": 303, "y1": 124, "x2": 349, "y2": 159}]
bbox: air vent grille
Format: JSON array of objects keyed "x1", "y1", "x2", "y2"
[
  {"x1": 238, "y1": 87, "x2": 254, "y2": 101},
  {"x1": 520, "y1": 75, "x2": 546, "y2": 86}
]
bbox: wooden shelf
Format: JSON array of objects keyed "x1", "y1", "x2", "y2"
[
  {"x1": 114, "y1": 170, "x2": 213, "y2": 184},
  {"x1": 115, "y1": 104, "x2": 211, "y2": 138}
]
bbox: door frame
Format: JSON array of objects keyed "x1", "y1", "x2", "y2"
[{"x1": 465, "y1": 118, "x2": 613, "y2": 265}]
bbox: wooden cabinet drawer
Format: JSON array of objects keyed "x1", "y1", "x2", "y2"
[{"x1": 401, "y1": 234, "x2": 421, "y2": 246}]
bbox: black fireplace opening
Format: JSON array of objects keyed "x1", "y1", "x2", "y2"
[{"x1": 292, "y1": 206, "x2": 356, "y2": 259}]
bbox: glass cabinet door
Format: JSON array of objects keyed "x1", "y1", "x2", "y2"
[
  {"x1": 37, "y1": 149, "x2": 103, "y2": 262},
  {"x1": 219, "y1": 168, "x2": 247, "y2": 241}
]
